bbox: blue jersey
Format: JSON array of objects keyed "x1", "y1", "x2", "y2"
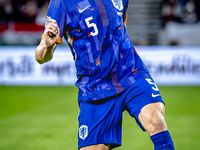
[{"x1": 45, "y1": 0, "x2": 149, "y2": 101}]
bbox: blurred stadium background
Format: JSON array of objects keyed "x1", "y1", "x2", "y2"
[{"x1": 0, "y1": 0, "x2": 200, "y2": 149}]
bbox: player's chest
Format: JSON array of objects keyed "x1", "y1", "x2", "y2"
[{"x1": 67, "y1": 0, "x2": 121, "y2": 19}]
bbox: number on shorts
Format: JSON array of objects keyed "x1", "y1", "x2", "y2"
[{"x1": 145, "y1": 78, "x2": 159, "y2": 91}]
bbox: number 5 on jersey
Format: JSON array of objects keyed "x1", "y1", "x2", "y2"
[{"x1": 85, "y1": 17, "x2": 99, "y2": 36}]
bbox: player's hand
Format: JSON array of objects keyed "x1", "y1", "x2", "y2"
[{"x1": 44, "y1": 19, "x2": 60, "y2": 47}]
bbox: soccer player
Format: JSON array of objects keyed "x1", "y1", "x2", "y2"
[{"x1": 35, "y1": 0, "x2": 175, "y2": 149}]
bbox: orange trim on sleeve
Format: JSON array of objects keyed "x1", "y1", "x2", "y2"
[
  {"x1": 123, "y1": 16, "x2": 127, "y2": 26},
  {"x1": 41, "y1": 34, "x2": 62, "y2": 44},
  {"x1": 70, "y1": 37, "x2": 73, "y2": 45},
  {"x1": 57, "y1": 37, "x2": 62, "y2": 44},
  {"x1": 42, "y1": 33, "x2": 45, "y2": 39}
]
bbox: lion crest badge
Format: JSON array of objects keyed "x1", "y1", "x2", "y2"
[
  {"x1": 111, "y1": 0, "x2": 123, "y2": 11},
  {"x1": 79, "y1": 125, "x2": 88, "y2": 140}
]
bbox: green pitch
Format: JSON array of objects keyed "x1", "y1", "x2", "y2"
[{"x1": 0, "y1": 86, "x2": 200, "y2": 150}]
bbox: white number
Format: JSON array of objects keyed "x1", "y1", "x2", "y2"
[
  {"x1": 85, "y1": 16, "x2": 98, "y2": 36},
  {"x1": 145, "y1": 78, "x2": 159, "y2": 91}
]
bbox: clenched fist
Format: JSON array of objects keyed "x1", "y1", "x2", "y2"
[{"x1": 44, "y1": 19, "x2": 60, "y2": 47}]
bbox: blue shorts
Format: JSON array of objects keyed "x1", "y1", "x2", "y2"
[{"x1": 78, "y1": 76, "x2": 164, "y2": 149}]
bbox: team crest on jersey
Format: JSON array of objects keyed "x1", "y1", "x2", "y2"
[
  {"x1": 111, "y1": 0, "x2": 123, "y2": 11},
  {"x1": 79, "y1": 125, "x2": 88, "y2": 140}
]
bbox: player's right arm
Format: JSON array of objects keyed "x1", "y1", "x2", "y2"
[{"x1": 35, "y1": 19, "x2": 60, "y2": 64}]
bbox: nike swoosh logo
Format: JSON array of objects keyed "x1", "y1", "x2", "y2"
[
  {"x1": 152, "y1": 93, "x2": 161, "y2": 98},
  {"x1": 79, "y1": 5, "x2": 90, "y2": 13}
]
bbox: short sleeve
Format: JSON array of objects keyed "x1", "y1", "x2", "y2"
[{"x1": 42, "y1": 0, "x2": 66, "y2": 44}]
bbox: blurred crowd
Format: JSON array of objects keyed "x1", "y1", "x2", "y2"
[
  {"x1": 0, "y1": 0, "x2": 49, "y2": 25},
  {"x1": 0, "y1": 0, "x2": 199, "y2": 46},
  {"x1": 161, "y1": 0, "x2": 200, "y2": 26}
]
